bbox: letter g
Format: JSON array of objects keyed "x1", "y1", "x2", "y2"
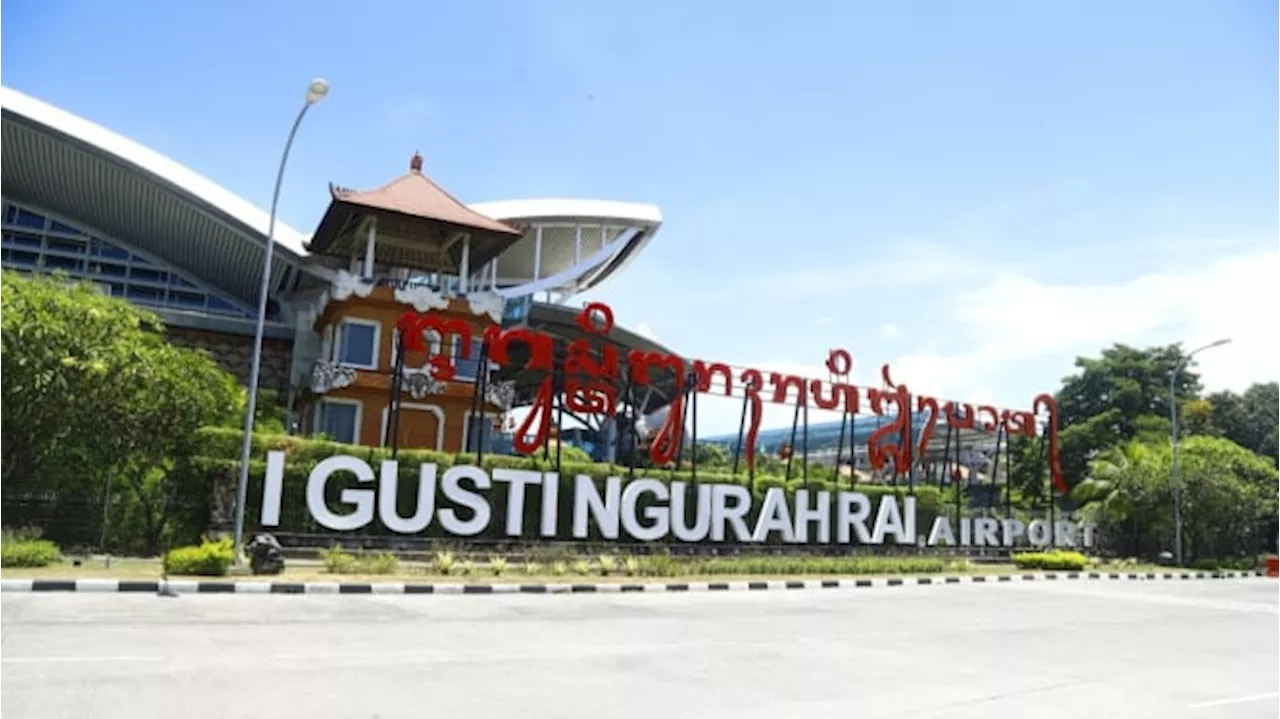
[{"x1": 306, "y1": 455, "x2": 376, "y2": 531}]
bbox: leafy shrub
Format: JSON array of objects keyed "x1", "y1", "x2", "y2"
[
  {"x1": 597, "y1": 554, "x2": 617, "y2": 575},
  {"x1": 1012, "y1": 550, "x2": 1088, "y2": 571},
  {"x1": 573, "y1": 559, "x2": 591, "y2": 576},
  {"x1": 641, "y1": 553, "x2": 681, "y2": 577},
  {"x1": 490, "y1": 556, "x2": 508, "y2": 576},
  {"x1": 457, "y1": 559, "x2": 474, "y2": 576},
  {"x1": 552, "y1": 561, "x2": 568, "y2": 576},
  {"x1": 359, "y1": 551, "x2": 399, "y2": 575},
  {"x1": 623, "y1": 557, "x2": 640, "y2": 576},
  {"x1": 0, "y1": 532, "x2": 62, "y2": 567},
  {"x1": 434, "y1": 550, "x2": 456, "y2": 575},
  {"x1": 321, "y1": 545, "x2": 357, "y2": 574},
  {"x1": 164, "y1": 537, "x2": 235, "y2": 576},
  {"x1": 524, "y1": 561, "x2": 543, "y2": 575}
]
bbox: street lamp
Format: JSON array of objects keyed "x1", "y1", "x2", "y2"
[
  {"x1": 232, "y1": 78, "x2": 329, "y2": 566},
  {"x1": 1170, "y1": 337, "x2": 1231, "y2": 567}
]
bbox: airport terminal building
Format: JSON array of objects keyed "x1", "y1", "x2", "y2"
[{"x1": 0, "y1": 86, "x2": 676, "y2": 457}]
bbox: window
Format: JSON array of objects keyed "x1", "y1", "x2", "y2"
[
  {"x1": 0, "y1": 201, "x2": 255, "y2": 321},
  {"x1": 463, "y1": 413, "x2": 494, "y2": 452},
  {"x1": 4, "y1": 232, "x2": 42, "y2": 249},
  {"x1": 13, "y1": 209, "x2": 45, "y2": 230},
  {"x1": 130, "y1": 267, "x2": 168, "y2": 284},
  {"x1": 47, "y1": 237, "x2": 86, "y2": 254},
  {"x1": 44, "y1": 254, "x2": 82, "y2": 271},
  {"x1": 169, "y1": 290, "x2": 205, "y2": 309},
  {"x1": 336, "y1": 319, "x2": 379, "y2": 369},
  {"x1": 452, "y1": 338, "x2": 496, "y2": 383},
  {"x1": 91, "y1": 262, "x2": 128, "y2": 278},
  {"x1": 89, "y1": 239, "x2": 130, "y2": 260},
  {"x1": 126, "y1": 286, "x2": 164, "y2": 304},
  {"x1": 318, "y1": 401, "x2": 360, "y2": 444},
  {"x1": 49, "y1": 220, "x2": 83, "y2": 236},
  {"x1": 7, "y1": 250, "x2": 38, "y2": 267}
]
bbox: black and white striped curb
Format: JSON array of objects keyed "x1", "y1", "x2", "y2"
[{"x1": 1, "y1": 570, "x2": 1266, "y2": 595}]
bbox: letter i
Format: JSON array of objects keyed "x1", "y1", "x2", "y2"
[
  {"x1": 959, "y1": 517, "x2": 971, "y2": 546},
  {"x1": 540, "y1": 472, "x2": 559, "y2": 537},
  {"x1": 261, "y1": 451, "x2": 285, "y2": 526}
]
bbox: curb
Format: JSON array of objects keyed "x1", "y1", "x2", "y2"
[{"x1": 0, "y1": 570, "x2": 1266, "y2": 595}]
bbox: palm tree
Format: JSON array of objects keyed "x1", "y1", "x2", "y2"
[{"x1": 1071, "y1": 441, "x2": 1155, "y2": 555}]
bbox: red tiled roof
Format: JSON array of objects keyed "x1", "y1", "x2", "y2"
[{"x1": 330, "y1": 152, "x2": 521, "y2": 237}]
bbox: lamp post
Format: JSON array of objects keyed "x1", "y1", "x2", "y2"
[
  {"x1": 232, "y1": 78, "x2": 329, "y2": 565},
  {"x1": 1170, "y1": 337, "x2": 1231, "y2": 568}
]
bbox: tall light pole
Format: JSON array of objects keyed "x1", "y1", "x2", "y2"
[
  {"x1": 233, "y1": 78, "x2": 329, "y2": 565},
  {"x1": 1170, "y1": 337, "x2": 1231, "y2": 567}
]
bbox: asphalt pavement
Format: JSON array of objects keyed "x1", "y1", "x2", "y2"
[{"x1": 2, "y1": 578, "x2": 1276, "y2": 719}]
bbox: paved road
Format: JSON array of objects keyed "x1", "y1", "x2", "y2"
[{"x1": 2, "y1": 579, "x2": 1276, "y2": 719}]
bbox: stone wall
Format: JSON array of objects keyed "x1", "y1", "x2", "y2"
[{"x1": 166, "y1": 326, "x2": 294, "y2": 392}]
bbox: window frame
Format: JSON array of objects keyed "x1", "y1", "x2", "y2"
[
  {"x1": 451, "y1": 337, "x2": 497, "y2": 383},
  {"x1": 315, "y1": 398, "x2": 363, "y2": 445},
  {"x1": 334, "y1": 317, "x2": 381, "y2": 370}
]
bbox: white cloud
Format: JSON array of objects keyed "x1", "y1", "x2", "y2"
[
  {"x1": 880, "y1": 322, "x2": 905, "y2": 340},
  {"x1": 814, "y1": 316, "x2": 834, "y2": 328},
  {"x1": 885, "y1": 246, "x2": 1280, "y2": 404}
]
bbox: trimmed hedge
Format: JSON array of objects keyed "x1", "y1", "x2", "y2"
[
  {"x1": 0, "y1": 535, "x2": 63, "y2": 567},
  {"x1": 1012, "y1": 550, "x2": 1087, "y2": 571},
  {"x1": 163, "y1": 537, "x2": 235, "y2": 576}
]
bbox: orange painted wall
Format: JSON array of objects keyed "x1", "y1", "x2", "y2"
[{"x1": 308, "y1": 287, "x2": 499, "y2": 453}]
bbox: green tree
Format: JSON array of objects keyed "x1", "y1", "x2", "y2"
[
  {"x1": 100, "y1": 343, "x2": 239, "y2": 553},
  {"x1": 2, "y1": 272, "x2": 239, "y2": 552},
  {"x1": 1204, "y1": 383, "x2": 1278, "y2": 463},
  {"x1": 1180, "y1": 399, "x2": 1218, "y2": 438},
  {"x1": 1072, "y1": 436, "x2": 1277, "y2": 561},
  {"x1": 1054, "y1": 344, "x2": 1196, "y2": 488},
  {"x1": 692, "y1": 442, "x2": 730, "y2": 467}
]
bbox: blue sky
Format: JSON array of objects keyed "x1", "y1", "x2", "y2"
[{"x1": 5, "y1": 0, "x2": 1277, "y2": 434}]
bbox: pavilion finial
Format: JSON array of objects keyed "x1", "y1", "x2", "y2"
[{"x1": 409, "y1": 151, "x2": 423, "y2": 173}]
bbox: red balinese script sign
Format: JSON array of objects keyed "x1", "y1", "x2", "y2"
[{"x1": 396, "y1": 303, "x2": 1066, "y2": 493}]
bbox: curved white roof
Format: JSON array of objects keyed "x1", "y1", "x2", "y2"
[
  {"x1": 1, "y1": 84, "x2": 663, "y2": 306},
  {"x1": 470, "y1": 198, "x2": 662, "y2": 227},
  {"x1": 0, "y1": 86, "x2": 311, "y2": 255},
  {"x1": 470, "y1": 198, "x2": 662, "y2": 297}
]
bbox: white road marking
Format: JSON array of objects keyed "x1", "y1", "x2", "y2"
[{"x1": 1187, "y1": 692, "x2": 1279, "y2": 709}]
